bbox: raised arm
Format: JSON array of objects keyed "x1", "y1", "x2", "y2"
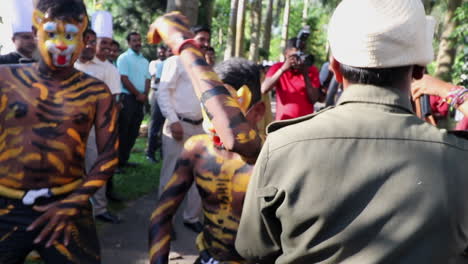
[
  {"x1": 147, "y1": 12, "x2": 262, "y2": 163},
  {"x1": 148, "y1": 139, "x2": 199, "y2": 264}
]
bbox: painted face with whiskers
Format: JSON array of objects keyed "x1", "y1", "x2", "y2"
[{"x1": 33, "y1": 10, "x2": 88, "y2": 69}]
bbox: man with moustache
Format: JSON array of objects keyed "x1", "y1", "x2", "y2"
[
  {"x1": 117, "y1": 32, "x2": 151, "y2": 168},
  {"x1": 109, "y1": 40, "x2": 120, "y2": 65},
  {"x1": 157, "y1": 25, "x2": 211, "y2": 234}
]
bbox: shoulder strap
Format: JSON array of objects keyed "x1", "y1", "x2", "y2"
[{"x1": 267, "y1": 106, "x2": 335, "y2": 134}]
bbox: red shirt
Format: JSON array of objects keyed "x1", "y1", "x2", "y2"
[
  {"x1": 456, "y1": 117, "x2": 468, "y2": 130},
  {"x1": 267, "y1": 62, "x2": 320, "y2": 120}
]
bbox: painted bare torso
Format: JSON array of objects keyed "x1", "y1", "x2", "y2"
[
  {"x1": 189, "y1": 135, "x2": 252, "y2": 261},
  {"x1": 0, "y1": 64, "x2": 113, "y2": 190}
]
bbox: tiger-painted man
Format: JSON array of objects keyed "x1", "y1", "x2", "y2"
[
  {"x1": 148, "y1": 58, "x2": 265, "y2": 264},
  {"x1": 0, "y1": 0, "x2": 118, "y2": 263}
]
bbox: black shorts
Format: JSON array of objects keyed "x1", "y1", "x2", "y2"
[{"x1": 0, "y1": 196, "x2": 100, "y2": 264}]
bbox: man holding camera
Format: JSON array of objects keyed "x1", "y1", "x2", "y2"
[{"x1": 261, "y1": 37, "x2": 321, "y2": 120}]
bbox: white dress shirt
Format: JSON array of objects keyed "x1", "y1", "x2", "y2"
[
  {"x1": 75, "y1": 57, "x2": 121, "y2": 95},
  {"x1": 158, "y1": 55, "x2": 202, "y2": 124}
]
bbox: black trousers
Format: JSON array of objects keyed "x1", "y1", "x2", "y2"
[
  {"x1": 118, "y1": 94, "x2": 144, "y2": 165},
  {"x1": 0, "y1": 196, "x2": 100, "y2": 264},
  {"x1": 146, "y1": 91, "x2": 165, "y2": 158}
]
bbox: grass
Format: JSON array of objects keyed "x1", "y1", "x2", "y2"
[{"x1": 26, "y1": 129, "x2": 161, "y2": 264}]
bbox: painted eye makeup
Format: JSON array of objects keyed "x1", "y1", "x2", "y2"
[
  {"x1": 65, "y1": 34, "x2": 74, "y2": 40},
  {"x1": 48, "y1": 32, "x2": 56, "y2": 38}
]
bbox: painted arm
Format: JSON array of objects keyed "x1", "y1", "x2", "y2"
[
  {"x1": 148, "y1": 12, "x2": 262, "y2": 163},
  {"x1": 28, "y1": 86, "x2": 119, "y2": 247},
  {"x1": 148, "y1": 140, "x2": 198, "y2": 264}
]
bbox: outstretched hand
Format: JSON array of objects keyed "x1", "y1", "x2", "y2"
[
  {"x1": 27, "y1": 198, "x2": 85, "y2": 247},
  {"x1": 411, "y1": 74, "x2": 452, "y2": 100},
  {"x1": 147, "y1": 12, "x2": 194, "y2": 54}
]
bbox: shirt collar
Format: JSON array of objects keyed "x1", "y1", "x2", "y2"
[
  {"x1": 337, "y1": 84, "x2": 414, "y2": 113},
  {"x1": 128, "y1": 48, "x2": 141, "y2": 57}
]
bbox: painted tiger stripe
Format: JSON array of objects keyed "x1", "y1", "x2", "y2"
[
  {"x1": 66, "y1": 128, "x2": 82, "y2": 144},
  {"x1": 100, "y1": 158, "x2": 118, "y2": 172},
  {"x1": 20, "y1": 153, "x2": 41, "y2": 163},
  {"x1": 0, "y1": 205, "x2": 14, "y2": 216},
  {"x1": 200, "y1": 71, "x2": 222, "y2": 82},
  {"x1": 61, "y1": 195, "x2": 88, "y2": 204},
  {"x1": 108, "y1": 109, "x2": 117, "y2": 132},
  {"x1": 64, "y1": 93, "x2": 109, "y2": 106},
  {"x1": 33, "y1": 82, "x2": 49, "y2": 100},
  {"x1": 0, "y1": 141, "x2": 5, "y2": 152},
  {"x1": 60, "y1": 71, "x2": 82, "y2": 85},
  {"x1": 54, "y1": 78, "x2": 96, "y2": 98},
  {"x1": 54, "y1": 242, "x2": 75, "y2": 261},
  {"x1": 165, "y1": 18, "x2": 189, "y2": 32},
  {"x1": 0, "y1": 166, "x2": 9, "y2": 174},
  {"x1": 150, "y1": 200, "x2": 176, "y2": 220},
  {"x1": 17, "y1": 69, "x2": 33, "y2": 85},
  {"x1": 65, "y1": 90, "x2": 108, "y2": 102},
  {"x1": 82, "y1": 180, "x2": 105, "y2": 188},
  {"x1": 22, "y1": 68, "x2": 38, "y2": 83},
  {"x1": 46, "y1": 140, "x2": 73, "y2": 160},
  {"x1": 75, "y1": 145, "x2": 85, "y2": 157},
  {"x1": 10, "y1": 68, "x2": 30, "y2": 87},
  {"x1": 63, "y1": 86, "x2": 105, "y2": 99},
  {"x1": 47, "y1": 153, "x2": 65, "y2": 174},
  {"x1": 0, "y1": 226, "x2": 18, "y2": 241},
  {"x1": 69, "y1": 167, "x2": 83, "y2": 176},
  {"x1": 0, "y1": 147, "x2": 23, "y2": 162},
  {"x1": 149, "y1": 235, "x2": 170, "y2": 259},
  {"x1": 0, "y1": 175, "x2": 24, "y2": 188},
  {"x1": 0, "y1": 95, "x2": 7, "y2": 112}
]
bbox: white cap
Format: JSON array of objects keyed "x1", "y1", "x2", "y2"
[
  {"x1": 8, "y1": 0, "x2": 34, "y2": 34},
  {"x1": 327, "y1": 0, "x2": 436, "y2": 68},
  {"x1": 92, "y1": 11, "x2": 113, "y2": 39}
]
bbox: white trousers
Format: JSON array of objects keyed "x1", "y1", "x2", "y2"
[{"x1": 159, "y1": 119, "x2": 204, "y2": 223}]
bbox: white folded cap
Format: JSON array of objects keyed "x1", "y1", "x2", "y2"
[
  {"x1": 327, "y1": 0, "x2": 436, "y2": 68},
  {"x1": 8, "y1": 0, "x2": 34, "y2": 34},
  {"x1": 92, "y1": 11, "x2": 113, "y2": 39}
]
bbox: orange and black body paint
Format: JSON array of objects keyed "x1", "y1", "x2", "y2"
[
  {"x1": 149, "y1": 135, "x2": 251, "y2": 264},
  {"x1": 0, "y1": 63, "x2": 118, "y2": 262},
  {"x1": 148, "y1": 13, "x2": 262, "y2": 164}
]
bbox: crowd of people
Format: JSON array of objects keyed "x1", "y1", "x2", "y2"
[{"x1": 0, "y1": 0, "x2": 467, "y2": 263}]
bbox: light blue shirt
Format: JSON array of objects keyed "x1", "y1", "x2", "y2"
[
  {"x1": 117, "y1": 48, "x2": 150, "y2": 94},
  {"x1": 156, "y1": 60, "x2": 165, "y2": 79}
]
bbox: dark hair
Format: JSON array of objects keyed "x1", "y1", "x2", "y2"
[
  {"x1": 286, "y1": 37, "x2": 298, "y2": 50},
  {"x1": 126, "y1": 32, "x2": 140, "y2": 42},
  {"x1": 214, "y1": 58, "x2": 262, "y2": 109},
  {"x1": 111, "y1": 40, "x2": 120, "y2": 48},
  {"x1": 191, "y1": 25, "x2": 211, "y2": 35},
  {"x1": 206, "y1": 47, "x2": 215, "y2": 53},
  {"x1": 339, "y1": 64, "x2": 412, "y2": 87},
  {"x1": 83, "y1": 28, "x2": 96, "y2": 39},
  {"x1": 36, "y1": 0, "x2": 87, "y2": 22},
  {"x1": 157, "y1": 45, "x2": 167, "y2": 50}
]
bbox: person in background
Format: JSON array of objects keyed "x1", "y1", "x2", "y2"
[
  {"x1": 204, "y1": 46, "x2": 216, "y2": 66},
  {"x1": 146, "y1": 45, "x2": 168, "y2": 163},
  {"x1": 157, "y1": 25, "x2": 211, "y2": 234},
  {"x1": 261, "y1": 38, "x2": 321, "y2": 120},
  {"x1": 116, "y1": 32, "x2": 151, "y2": 168},
  {"x1": 0, "y1": 0, "x2": 36, "y2": 64},
  {"x1": 109, "y1": 40, "x2": 120, "y2": 65}
]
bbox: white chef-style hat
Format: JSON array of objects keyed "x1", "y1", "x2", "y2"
[
  {"x1": 92, "y1": 11, "x2": 113, "y2": 39},
  {"x1": 328, "y1": 0, "x2": 436, "y2": 68},
  {"x1": 8, "y1": 0, "x2": 34, "y2": 35}
]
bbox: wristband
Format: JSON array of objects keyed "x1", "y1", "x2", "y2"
[
  {"x1": 444, "y1": 86, "x2": 468, "y2": 109},
  {"x1": 176, "y1": 39, "x2": 201, "y2": 55}
]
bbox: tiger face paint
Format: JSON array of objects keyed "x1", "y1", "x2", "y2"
[{"x1": 33, "y1": 10, "x2": 88, "y2": 69}]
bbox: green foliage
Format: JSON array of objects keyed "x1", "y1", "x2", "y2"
[
  {"x1": 451, "y1": 2, "x2": 467, "y2": 85},
  {"x1": 210, "y1": 0, "x2": 230, "y2": 60},
  {"x1": 84, "y1": 0, "x2": 166, "y2": 61}
]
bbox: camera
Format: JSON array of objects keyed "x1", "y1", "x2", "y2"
[{"x1": 294, "y1": 26, "x2": 314, "y2": 67}]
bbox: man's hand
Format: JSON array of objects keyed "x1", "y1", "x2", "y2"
[
  {"x1": 27, "y1": 199, "x2": 85, "y2": 247},
  {"x1": 411, "y1": 74, "x2": 452, "y2": 100},
  {"x1": 280, "y1": 55, "x2": 297, "y2": 72},
  {"x1": 147, "y1": 12, "x2": 194, "y2": 54},
  {"x1": 136, "y1": 93, "x2": 148, "y2": 103},
  {"x1": 170, "y1": 121, "x2": 184, "y2": 141}
]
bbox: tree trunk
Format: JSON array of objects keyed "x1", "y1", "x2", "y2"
[
  {"x1": 166, "y1": 0, "x2": 199, "y2": 26},
  {"x1": 198, "y1": 0, "x2": 215, "y2": 26},
  {"x1": 248, "y1": 0, "x2": 262, "y2": 62},
  {"x1": 434, "y1": 0, "x2": 462, "y2": 81},
  {"x1": 302, "y1": 0, "x2": 309, "y2": 25},
  {"x1": 235, "y1": 0, "x2": 247, "y2": 57},
  {"x1": 279, "y1": 0, "x2": 291, "y2": 61},
  {"x1": 274, "y1": 0, "x2": 283, "y2": 28},
  {"x1": 422, "y1": 0, "x2": 435, "y2": 14},
  {"x1": 261, "y1": 0, "x2": 274, "y2": 60},
  {"x1": 224, "y1": 0, "x2": 238, "y2": 59}
]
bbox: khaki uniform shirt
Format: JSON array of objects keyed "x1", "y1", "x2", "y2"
[{"x1": 236, "y1": 84, "x2": 468, "y2": 264}]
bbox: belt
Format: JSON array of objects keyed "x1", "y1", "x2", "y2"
[
  {"x1": 0, "y1": 179, "x2": 83, "y2": 205},
  {"x1": 177, "y1": 115, "x2": 203, "y2": 125}
]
